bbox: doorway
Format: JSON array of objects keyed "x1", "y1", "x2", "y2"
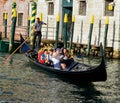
[{"x1": 62, "y1": 7, "x2": 73, "y2": 41}]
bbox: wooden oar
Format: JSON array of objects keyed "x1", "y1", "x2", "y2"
[{"x1": 5, "y1": 37, "x2": 29, "y2": 61}]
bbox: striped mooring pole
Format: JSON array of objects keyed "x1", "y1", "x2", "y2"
[
  {"x1": 9, "y1": 9, "x2": 17, "y2": 52},
  {"x1": 31, "y1": 1, "x2": 36, "y2": 26},
  {"x1": 86, "y1": 15, "x2": 94, "y2": 56},
  {"x1": 11, "y1": 0, "x2": 16, "y2": 21},
  {"x1": 69, "y1": 15, "x2": 75, "y2": 51},
  {"x1": 4, "y1": 13, "x2": 8, "y2": 38},
  {"x1": 64, "y1": 14, "x2": 68, "y2": 48},
  {"x1": 30, "y1": 1, "x2": 37, "y2": 45},
  {"x1": 55, "y1": 13, "x2": 60, "y2": 49},
  {"x1": 104, "y1": 16, "x2": 109, "y2": 51}
]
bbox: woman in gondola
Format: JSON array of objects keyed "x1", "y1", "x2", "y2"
[{"x1": 60, "y1": 48, "x2": 72, "y2": 70}]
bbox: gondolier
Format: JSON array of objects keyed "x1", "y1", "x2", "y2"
[{"x1": 32, "y1": 17, "x2": 46, "y2": 49}]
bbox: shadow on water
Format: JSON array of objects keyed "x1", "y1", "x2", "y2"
[
  {"x1": 69, "y1": 83, "x2": 108, "y2": 103},
  {"x1": 29, "y1": 61, "x2": 108, "y2": 103}
]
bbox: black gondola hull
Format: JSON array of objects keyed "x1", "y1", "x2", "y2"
[{"x1": 27, "y1": 55, "x2": 107, "y2": 82}]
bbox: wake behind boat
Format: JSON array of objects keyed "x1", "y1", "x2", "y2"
[{"x1": 20, "y1": 35, "x2": 107, "y2": 82}]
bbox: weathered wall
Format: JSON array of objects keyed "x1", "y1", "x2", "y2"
[
  {"x1": 73, "y1": 0, "x2": 120, "y2": 58},
  {"x1": 0, "y1": 0, "x2": 29, "y2": 36}
]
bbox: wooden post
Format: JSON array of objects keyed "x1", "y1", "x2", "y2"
[
  {"x1": 9, "y1": 9, "x2": 17, "y2": 52},
  {"x1": 69, "y1": 15, "x2": 75, "y2": 51},
  {"x1": 39, "y1": 13, "x2": 43, "y2": 21},
  {"x1": 4, "y1": 13, "x2": 7, "y2": 38},
  {"x1": 27, "y1": 15, "x2": 30, "y2": 37},
  {"x1": 104, "y1": 16, "x2": 109, "y2": 51},
  {"x1": 80, "y1": 20, "x2": 83, "y2": 44},
  {"x1": 55, "y1": 13, "x2": 60, "y2": 49},
  {"x1": 30, "y1": 1, "x2": 36, "y2": 45},
  {"x1": 97, "y1": 20, "x2": 101, "y2": 46},
  {"x1": 31, "y1": 2, "x2": 36, "y2": 27},
  {"x1": 87, "y1": 15, "x2": 94, "y2": 56},
  {"x1": 11, "y1": 1, "x2": 16, "y2": 21},
  {"x1": 64, "y1": 14, "x2": 68, "y2": 48}
]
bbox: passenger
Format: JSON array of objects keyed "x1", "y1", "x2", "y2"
[
  {"x1": 44, "y1": 49, "x2": 49, "y2": 63},
  {"x1": 52, "y1": 48, "x2": 63, "y2": 69},
  {"x1": 48, "y1": 48, "x2": 54, "y2": 61},
  {"x1": 44, "y1": 48, "x2": 54, "y2": 66},
  {"x1": 62, "y1": 48, "x2": 71, "y2": 59},
  {"x1": 38, "y1": 49, "x2": 49, "y2": 64},
  {"x1": 60, "y1": 48, "x2": 71, "y2": 70},
  {"x1": 38, "y1": 50, "x2": 45, "y2": 64}
]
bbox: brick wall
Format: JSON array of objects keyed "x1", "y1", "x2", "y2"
[{"x1": 0, "y1": 0, "x2": 29, "y2": 39}]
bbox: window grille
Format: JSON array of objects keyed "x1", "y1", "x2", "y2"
[
  {"x1": 48, "y1": 2, "x2": 54, "y2": 15},
  {"x1": 18, "y1": 13, "x2": 23, "y2": 26},
  {"x1": 79, "y1": 1, "x2": 86, "y2": 15}
]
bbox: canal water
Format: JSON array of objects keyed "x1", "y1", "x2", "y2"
[{"x1": 0, "y1": 53, "x2": 119, "y2": 103}]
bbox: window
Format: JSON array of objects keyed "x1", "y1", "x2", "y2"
[
  {"x1": 18, "y1": 13, "x2": 23, "y2": 26},
  {"x1": 105, "y1": 0, "x2": 114, "y2": 16},
  {"x1": 79, "y1": 0, "x2": 86, "y2": 15},
  {"x1": 48, "y1": 2, "x2": 54, "y2": 15}
]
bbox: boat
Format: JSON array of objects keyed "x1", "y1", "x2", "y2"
[{"x1": 20, "y1": 35, "x2": 107, "y2": 82}]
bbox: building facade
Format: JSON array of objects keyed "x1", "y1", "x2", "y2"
[
  {"x1": 0, "y1": 0, "x2": 29, "y2": 37},
  {"x1": 36, "y1": 0, "x2": 120, "y2": 58},
  {"x1": 0, "y1": 0, "x2": 120, "y2": 58}
]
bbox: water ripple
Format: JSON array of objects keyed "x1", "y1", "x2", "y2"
[{"x1": 0, "y1": 53, "x2": 120, "y2": 103}]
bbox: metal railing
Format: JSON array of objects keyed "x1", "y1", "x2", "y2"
[{"x1": 0, "y1": 25, "x2": 56, "y2": 40}]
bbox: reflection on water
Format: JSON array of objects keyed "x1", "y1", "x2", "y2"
[{"x1": 0, "y1": 53, "x2": 120, "y2": 103}]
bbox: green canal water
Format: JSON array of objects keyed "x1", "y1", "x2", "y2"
[{"x1": 0, "y1": 53, "x2": 120, "y2": 103}]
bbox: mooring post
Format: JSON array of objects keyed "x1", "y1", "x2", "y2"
[
  {"x1": 97, "y1": 20, "x2": 101, "y2": 46},
  {"x1": 80, "y1": 20, "x2": 83, "y2": 44},
  {"x1": 112, "y1": 21, "x2": 115, "y2": 49},
  {"x1": 9, "y1": 8, "x2": 17, "y2": 52},
  {"x1": 0, "y1": 32, "x2": 2, "y2": 40},
  {"x1": 104, "y1": 16, "x2": 109, "y2": 51},
  {"x1": 30, "y1": 1, "x2": 36, "y2": 45},
  {"x1": 11, "y1": 0, "x2": 16, "y2": 21},
  {"x1": 4, "y1": 13, "x2": 7, "y2": 38},
  {"x1": 64, "y1": 14, "x2": 68, "y2": 48},
  {"x1": 55, "y1": 13, "x2": 60, "y2": 49},
  {"x1": 86, "y1": 15, "x2": 94, "y2": 56},
  {"x1": 27, "y1": 15, "x2": 30, "y2": 37},
  {"x1": 39, "y1": 12, "x2": 43, "y2": 21},
  {"x1": 69, "y1": 15, "x2": 75, "y2": 51},
  {"x1": 9, "y1": 0, "x2": 17, "y2": 52}
]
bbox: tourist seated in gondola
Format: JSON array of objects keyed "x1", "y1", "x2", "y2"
[
  {"x1": 38, "y1": 49, "x2": 49, "y2": 64},
  {"x1": 60, "y1": 48, "x2": 72, "y2": 70},
  {"x1": 45, "y1": 48, "x2": 54, "y2": 66},
  {"x1": 51, "y1": 48, "x2": 63, "y2": 69}
]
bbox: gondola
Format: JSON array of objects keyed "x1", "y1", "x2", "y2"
[{"x1": 20, "y1": 35, "x2": 107, "y2": 82}]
